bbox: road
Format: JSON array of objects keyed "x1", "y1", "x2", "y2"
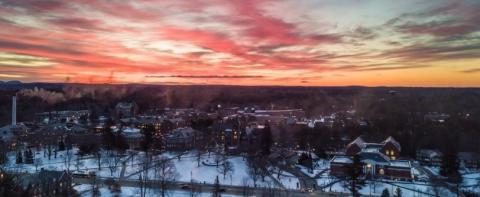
[{"x1": 73, "y1": 176, "x2": 350, "y2": 197}]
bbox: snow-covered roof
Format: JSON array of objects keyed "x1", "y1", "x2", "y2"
[
  {"x1": 123, "y1": 127, "x2": 141, "y2": 133},
  {"x1": 331, "y1": 156, "x2": 353, "y2": 164},
  {"x1": 348, "y1": 136, "x2": 366, "y2": 149},
  {"x1": 390, "y1": 160, "x2": 411, "y2": 168},
  {"x1": 383, "y1": 136, "x2": 401, "y2": 151},
  {"x1": 417, "y1": 149, "x2": 442, "y2": 158}
]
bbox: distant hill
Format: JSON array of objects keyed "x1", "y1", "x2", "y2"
[{"x1": 0, "y1": 81, "x2": 64, "y2": 90}]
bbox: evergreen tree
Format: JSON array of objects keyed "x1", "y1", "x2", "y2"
[
  {"x1": 141, "y1": 124, "x2": 154, "y2": 153},
  {"x1": 24, "y1": 149, "x2": 34, "y2": 164},
  {"x1": 102, "y1": 118, "x2": 116, "y2": 150},
  {"x1": 16, "y1": 151, "x2": 22, "y2": 164},
  {"x1": 345, "y1": 154, "x2": 364, "y2": 197},
  {"x1": 0, "y1": 140, "x2": 7, "y2": 164},
  {"x1": 115, "y1": 130, "x2": 129, "y2": 152},
  {"x1": 440, "y1": 148, "x2": 460, "y2": 182},
  {"x1": 260, "y1": 122, "x2": 273, "y2": 155},
  {"x1": 381, "y1": 188, "x2": 390, "y2": 197},
  {"x1": 58, "y1": 139, "x2": 66, "y2": 151},
  {"x1": 394, "y1": 187, "x2": 402, "y2": 197}
]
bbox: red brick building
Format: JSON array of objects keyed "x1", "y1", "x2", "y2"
[{"x1": 331, "y1": 136, "x2": 412, "y2": 181}]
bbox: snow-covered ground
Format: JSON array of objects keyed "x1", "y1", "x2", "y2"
[
  {"x1": 460, "y1": 170, "x2": 480, "y2": 194},
  {"x1": 317, "y1": 171, "x2": 456, "y2": 196},
  {"x1": 425, "y1": 166, "x2": 440, "y2": 176},
  {"x1": 296, "y1": 159, "x2": 329, "y2": 178},
  {"x1": 3, "y1": 148, "x2": 127, "y2": 178},
  {"x1": 123, "y1": 151, "x2": 278, "y2": 188},
  {"x1": 74, "y1": 184, "x2": 242, "y2": 197},
  {"x1": 321, "y1": 178, "x2": 455, "y2": 196},
  {"x1": 269, "y1": 167, "x2": 300, "y2": 189}
]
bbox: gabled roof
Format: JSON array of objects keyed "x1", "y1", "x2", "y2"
[
  {"x1": 383, "y1": 136, "x2": 401, "y2": 151},
  {"x1": 348, "y1": 136, "x2": 366, "y2": 149}
]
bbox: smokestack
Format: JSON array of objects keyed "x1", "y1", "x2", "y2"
[{"x1": 12, "y1": 96, "x2": 16, "y2": 126}]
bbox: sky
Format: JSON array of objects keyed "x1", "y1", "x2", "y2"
[{"x1": 0, "y1": 0, "x2": 479, "y2": 87}]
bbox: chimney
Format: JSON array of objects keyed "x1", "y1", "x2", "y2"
[{"x1": 12, "y1": 95, "x2": 16, "y2": 126}]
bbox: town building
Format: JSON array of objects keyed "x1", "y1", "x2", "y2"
[
  {"x1": 458, "y1": 152, "x2": 480, "y2": 169},
  {"x1": 115, "y1": 102, "x2": 138, "y2": 118},
  {"x1": 163, "y1": 127, "x2": 201, "y2": 150},
  {"x1": 330, "y1": 136, "x2": 412, "y2": 181},
  {"x1": 416, "y1": 149, "x2": 442, "y2": 166},
  {"x1": 18, "y1": 169, "x2": 74, "y2": 197}
]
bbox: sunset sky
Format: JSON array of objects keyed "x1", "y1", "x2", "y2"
[{"x1": 0, "y1": 0, "x2": 479, "y2": 86}]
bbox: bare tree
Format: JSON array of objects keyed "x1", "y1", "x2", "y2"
[
  {"x1": 214, "y1": 153, "x2": 223, "y2": 168},
  {"x1": 96, "y1": 151, "x2": 102, "y2": 170},
  {"x1": 75, "y1": 155, "x2": 84, "y2": 171},
  {"x1": 64, "y1": 149, "x2": 73, "y2": 171},
  {"x1": 218, "y1": 160, "x2": 234, "y2": 180},
  {"x1": 104, "y1": 152, "x2": 122, "y2": 176},
  {"x1": 248, "y1": 159, "x2": 261, "y2": 187},
  {"x1": 34, "y1": 158, "x2": 42, "y2": 172},
  {"x1": 195, "y1": 150, "x2": 203, "y2": 167},
  {"x1": 154, "y1": 156, "x2": 178, "y2": 197}
]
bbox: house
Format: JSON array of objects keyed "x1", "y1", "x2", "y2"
[
  {"x1": 119, "y1": 127, "x2": 143, "y2": 149},
  {"x1": 458, "y1": 152, "x2": 480, "y2": 169},
  {"x1": 163, "y1": 127, "x2": 201, "y2": 150},
  {"x1": 18, "y1": 169, "x2": 74, "y2": 197},
  {"x1": 331, "y1": 136, "x2": 412, "y2": 181},
  {"x1": 35, "y1": 110, "x2": 90, "y2": 124},
  {"x1": 416, "y1": 149, "x2": 442, "y2": 166},
  {"x1": 346, "y1": 136, "x2": 401, "y2": 160}
]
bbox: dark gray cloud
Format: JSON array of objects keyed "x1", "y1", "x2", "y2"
[
  {"x1": 146, "y1": 75, "x2": 264, "y2": 78},
  {"x1": 0, "y1": 40, "x2": 85, "y2": 56}
]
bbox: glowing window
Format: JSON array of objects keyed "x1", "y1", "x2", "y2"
[{"x1": 379, "y1": 169, "x2": 385, "y2": 175}]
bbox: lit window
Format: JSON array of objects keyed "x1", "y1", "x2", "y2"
[{"x1": 379, "y1": 169, "x2": 385, "y2": 175}]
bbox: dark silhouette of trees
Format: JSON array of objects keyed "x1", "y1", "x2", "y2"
[
  {"x1": 141, "y1": 124, "x2": 154, "y2": 153},
  {"x1": 381, "y1": 188, "x2": 390, "y2": 197},
  {"x1": 24, "y1": 149, "x2": 33, "y2": 164},
  {"x1": 440, "y1": 148, "x2": 460, "y2": 182},
  {"x1": 15, "y1": 151, "x2": 22, "y2": 164},
  {"x1": 344, "y1": 155, "x2": 364, "y2": 197},
  {"x1": 0, "y1": 140, "x2": 7, "y2": 164},
  {"x1": 260, "y1": 122, "x2": 273, "y2": 155},
  {"x1": 58, "y1": 138, "x2": 65, "y2": 151},
  {"x1": 0, "y1": 170, "x2": 24, "y2": 196},
  {"x1": 102, "y1": 118, "x2": 116, "y2": 150}
]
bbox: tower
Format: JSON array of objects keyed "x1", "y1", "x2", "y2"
[{"x1": 12, "y1": 95, "x2": 16, "y2": 126}]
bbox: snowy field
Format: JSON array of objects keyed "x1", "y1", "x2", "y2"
[
  {"x1": 2, "y1": 148, "x2": 296, "y2": 190},
  {"x1": 3, "y1": 148, "x2": 127, "y2": 178},
  {"x1": 123, "y1": 151, "x2": 279, "y2": 188}
]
